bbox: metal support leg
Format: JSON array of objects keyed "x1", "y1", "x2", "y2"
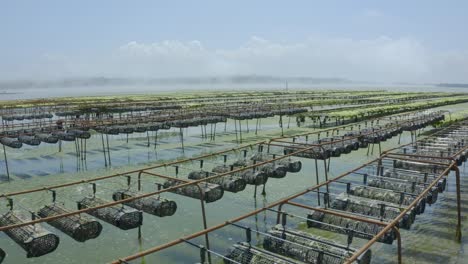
[
  {"x1": 154, "y1": 130, "x2": 158, "y2": 150},
  {"x1": 323, "y1": 159, "x2": 329, "y2": 193},
  {"x1": 75, "y1": 139, "x2": 80, "y2": 157},
  {"x1": 84, "y1": 138, "x2": 87, "y2": 160},
  {"x1": 239, "y1": 120, "x2": 243, "y2": 144},
  {"x1": 255, "y1": 118, "x2": 259, "y2": 135},
  {"x1": 280, "y1": 115, "x2": 284, "y2": 137},
  {"x1": 180, "y1": 128, "x2": 185, "y2": 153},
  {"x1": 454, "y1": 166, "x2": 463, "y2": 242},
  {"x1": 213, "y1": 123, "x2": 216, "y2": 140},
  {"x1": 393, "y1": 227, "x2": 402, "y2": 264},
  {"x1": 234, "y1": 119, "x2": 238, "y2": 143},
  {"x1": 315, "y1": 159, "x2": 320, "y2": 205},
  {"x1": 2, "y1": 144, "x2": 10, "y2": 181},
  {"x1": 138, "y1": 225, "x2": 142, "y2": 240},
  {"x1": 101, "y1": 133, "x2": 107, "y2": 167},
  {"x1": 106, "y1": 134, "x2": 111, "y2": 166},
  {"x1": 80, "y1": 138, "x2": 84, "y2": 161},
  {"x1": 195, "y1": 184, "x2": 211, "y2": 264},
  {"x1": 146, "y1": 131, "x2": 150, "y2": 147}
]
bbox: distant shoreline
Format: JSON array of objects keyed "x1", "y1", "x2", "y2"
[{"x1": 437, "y1": 83, "x2": 468, "y2": 88}]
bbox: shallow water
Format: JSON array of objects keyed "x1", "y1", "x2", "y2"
[{"x1": 0, "y1": 103, "x2": 467, "y2": 263}]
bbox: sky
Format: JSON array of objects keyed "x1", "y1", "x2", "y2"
[{"x1": 1, "y1": 0, "x2": 468, "y2": 83}]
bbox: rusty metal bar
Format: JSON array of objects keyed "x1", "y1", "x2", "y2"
[
  {"x1": 0, "y1": 140, "x2": 328, "y2": 231},
  {"x1": 0, "y1": 142, "x2": 262, "y2": 198},
  {"x1": 108, "y1": 157, "x2": 392, "y2": 263}
]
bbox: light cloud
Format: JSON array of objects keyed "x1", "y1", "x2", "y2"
[
  {"x1": 363, "y1": 9, "x2": 384, "y2": 18},
  {"x1": 2, "y1": 36, "x2": 468, "y2": 83}
]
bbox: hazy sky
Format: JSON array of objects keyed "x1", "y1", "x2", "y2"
[{"x1": 1, "y1": 0, "x2": 468, "y2": 83}]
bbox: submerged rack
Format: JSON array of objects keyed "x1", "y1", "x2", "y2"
[
  {"x1": 275, "y1": 111, "x2": 444, "y2": 161},
  {"x1": 0, "y1": 141, "x2": 305, "y2": 261},
  {"x1": 0, "y1": 109, "x2": 464, "y2": 263},
  {"x1": 108, "y1": 118, "x2": 465, "y2": 264}
]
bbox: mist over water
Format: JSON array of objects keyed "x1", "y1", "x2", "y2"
[{"x1": 1, "y1": 82, "x2": 465, "y2": 101}]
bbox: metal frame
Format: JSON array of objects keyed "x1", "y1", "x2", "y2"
[
  {"x1": 0, "y1": 110, "x2": 461, "y2": 263},
  {"x1": 108, "y1": 154, "x2": 460, "y2": 264},
  {"x1": 107, "y1": 115, "x2": 463, "y2": 264}
]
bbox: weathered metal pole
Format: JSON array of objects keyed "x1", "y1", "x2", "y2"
[
  {"x1": 146, "y1": 131, "x2": 150, "y2": 147},
  {"x1": 234, "y1": 119, "x2": 238, "y2": 143},
  {"x1": 2, "y1": 144, "x2": 10, "y2": 181},
  {"x1": 452, "y1": 165, "x2": 463, "y2": 242},
  {"x1": 239, "y1": 120, "x2": 243, "y2": 144},
  {"x1": 180, "y1": 127, "x2": 185, "y2": 152},
  {"x1": 154, "y1": 130, "x2": 158, "y2": 150},
  {"x1": 314, "y1": 158, "x2": 320, "y2": 205},
  {"x1": 255, "y1": 118, "x2": 259, "y2": 135},
  {"x1": 100, "y1": 133, "x2": 108, "y2": 167},
  {"x1": 280, "y1": 115, "x2": 284, "y2": 137},
  {"x1": 106, "y1": 134, "x2": 111, "y2": 165}
]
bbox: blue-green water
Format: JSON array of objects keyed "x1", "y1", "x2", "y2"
[{"x1": 0, "y1": 102, "x2": 467, "y2": 263}]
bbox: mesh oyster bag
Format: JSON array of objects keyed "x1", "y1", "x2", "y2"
[
  {"x1": 393, "y1": 160, "x2": 446, "y2": 174},
  {"x1": 35, "y1": 133, "x2": 59, "y2": 144},
  {"x1": 307, "y1": 210, "x2": 395, "y2": 244},
  {"x1": 0, "y1": 211, "x2": 60, "y2": 258},
  {"x1": 163, "y1": 180, "x2": 224, "y2": 203},
  {"x1": 233, "y1": 159, "x2": 287, "y2": 179},
  {"x1": 350, "y1": 186, "x2": 425, "y2": 214},
  {"x1": 37, "y1": 204, "x2": 102, "y2": 242},
  {"x1": 188, "y1": 171, "x2": 246, "y2": 193},
  {"x1": 112, "y1": 190, "x2": 177, "y2": 217},
  {"x1": 77, "y1": 196, "x2": 143, "y2": 230},
  {"x1": 368, "y1": 179, "x2": 438, "y2": 204},
  {"x1": 284, "y1": 145, "x2": 330, "y2": 160},
  {"x1": 382, "y1": 169, "x2": 446, "y2": 193},
  {"x1": 0, "y1": 137, "x2": 22, "y2": 148},
  {"x1": 277, "y1": 158, "x2": 302, "y2": 173},
  {"x1": 212, "y1": 165, "x2": 268, "y2": 186},
  {"x1": 224, "y1": 242, "x2": 297, "y2": 264},
  {"x1": 263, "y1": 225, "x2": 371, "y2": 264},
  {"x1": 332, "y1": 193, "x2": 414, "y2": 230},
  {"x1": 18, "y1": 135, "x2": 41, "y2": 146}
]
